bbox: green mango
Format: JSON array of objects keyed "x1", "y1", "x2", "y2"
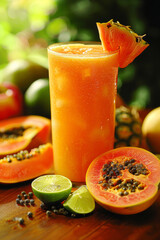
[
  {"x1": 2, "y1": 59, "x2": 48, "y2": 93},
  {"x1": 24, "y1": 78, "x2": 50, "y2": 118}
]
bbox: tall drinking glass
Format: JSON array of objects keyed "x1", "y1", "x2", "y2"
[{"x1": 48, "y1": 42, "x2": 119, "y2": 182}]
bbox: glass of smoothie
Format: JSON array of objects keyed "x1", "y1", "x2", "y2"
[{"x1": 48, "y1": 42, "x2": 119, "y2": 182}]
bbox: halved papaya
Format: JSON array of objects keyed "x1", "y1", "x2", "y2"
[
  {"x1": 0, "y1": 143, "x2": 53, "y2": 183},
  {"x1": 0, "y1": 115, "x2": 51, "y2": 156},
  {"x1": 97, "y1": 19, "x2": 149, "y2": 68},
  {"x1": 86, "y1": 147, "x2": 160, "y2": 215}
]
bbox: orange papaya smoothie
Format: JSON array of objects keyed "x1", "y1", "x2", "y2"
[{"x1": 48, "y1": 42, "x2": 119, "y2": 182}]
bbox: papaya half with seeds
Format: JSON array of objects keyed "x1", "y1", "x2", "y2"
[
  {"x1": 0, "y1": 143, "x2": 53, "y2": 183},
  {"x1": 0, "y1": 115, "x2": 51, "y2": 156},
  {"x1": 86, "y1": 147, "x2": 160, "y2": 215}
]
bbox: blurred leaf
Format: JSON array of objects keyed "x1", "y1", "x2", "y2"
[
  {"x1": 27, "y1": 50, "x2": 48, "y2": 69},
  {"x1": 130, "y1": 85, "x2": 151, "y2": 109},
  {"x1": 46, "y1": 17, "x2": 67, "y2": 38}
]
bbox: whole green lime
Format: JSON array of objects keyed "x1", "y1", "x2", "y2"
[
  {"x1": 2, "y1": 59, "x2": 48, "y2": 93},
  {"x1": 24, "y1": 78, "x2": 50, "y2": 118}
]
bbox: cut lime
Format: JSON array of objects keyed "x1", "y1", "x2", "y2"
[
  {"x1": 63, "y1": 185, "x2": 95, "y2": 215},
  {"x1": 31, "y1": 175, "x2": 72, "y2": 203}
]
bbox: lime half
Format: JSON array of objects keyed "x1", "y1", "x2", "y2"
[
  {"x1": 31, "y1": 175, "x2": 72, "y2": 203},
  {"x1": 63, "y1": 185, "x2": 95, "y2": 215}
]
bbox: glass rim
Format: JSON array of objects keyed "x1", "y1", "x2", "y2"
[{"x1": 47, "y1": 41, "x2": 119, "y2": 58}]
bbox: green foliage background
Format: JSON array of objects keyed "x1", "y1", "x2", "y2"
[{"x1": 0, "y1": 0, "x2": 159, "y2": 109}]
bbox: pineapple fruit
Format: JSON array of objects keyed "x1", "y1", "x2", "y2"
[{"x1": 114, "y1": 106, "x2": 142, "y2": 148}]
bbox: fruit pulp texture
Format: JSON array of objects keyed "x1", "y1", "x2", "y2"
[{"x1": 48, "y1": 43, "x2": 119, "y2": 182}]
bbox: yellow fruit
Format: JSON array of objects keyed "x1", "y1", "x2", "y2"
[{"x1": 142, "y1": 107, "x2": 160, "y2": 154}]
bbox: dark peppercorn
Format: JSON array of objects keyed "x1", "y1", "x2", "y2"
[
  {"x1": 25, "y1": 199, "x2": 30, "y2": 205},
  {"x1": 30, "y1": 199, "x2": 35, "y2": 205},
  {"x1": 19, "y1": 200, "x2": 24, "y2": 206},
  {"x1": 23, "y1": 194, "x2": 28, "y2": 199},
  {"x1": 53, "y1": 209, "x2": 59, "y2": 214},
  {"x1": 21, "y1": 191, "x2": 26, "y2": 195},
  {"x1": 17, "y1": 194, "x2": 22, "y2": 199},
  {"x1": 28, "y1": 192, "x2": 33, "y2": 198},
  {"x1": 63, "y1": 210, "x2": 69, "y2": 216},
  {"x1": 27, "y1": 212, "x2": 33, "y2": 218},
  {"x1": 58, "y1": 208, "x2": 66, "y2": 215},
  {"x1": 40, "y1": 203, "x2": 46, "y2": 210},
  {"x1": 16, "y1": 198, "x2": 20, "y2": 204},
  {"x1": 19, "y1": 218, "x2": 24, "y2": 225},
  {"x1": 46, "y1": 210, "x2": 52, "y2": 216},
  {"x1": 51, "y1": 205, "x2": 56, "y2": 211},
  {"x1": 71, "y1": 213, "x2": 77, "y2": 218}
]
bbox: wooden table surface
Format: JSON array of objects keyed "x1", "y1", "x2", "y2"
[{"x1": 0, "y1": 179, "x2": 160, "y2": 240}]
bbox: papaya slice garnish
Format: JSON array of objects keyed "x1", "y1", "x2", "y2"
[{"x1": 97, "y1": 19, "x2": 149, "y2": 68}]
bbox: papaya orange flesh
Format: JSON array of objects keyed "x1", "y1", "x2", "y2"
[
  {"x1": 86, "y1": 147, "x2": 160, "y2": 215},
  {"x1": 97, "y1": 19, "x2": 149, "y2": 68},
  {"x1": 0, "y1": 115, "x2": 51, "y2": 156},
  {"x1": 0, "y1": 143, "x2": 53, "y2": 183}
]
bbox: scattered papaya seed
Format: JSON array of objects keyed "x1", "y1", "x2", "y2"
[
  {"x1": 16, "y1": 191, "x2": 35, "y2": 206},
  {"x1": 24, "y1": 199, "x2": 30, "y2": 205},
  {"x1": 40, "y1": 202, "x2": 47, "y2": 210},
  {"x1": 27, "y1": 212, "x2": 33, "y2": 218},
  {"x1": 30, "y1": 199, "x2": 35, "y2": 205},
  {"x1": 18, "y1": 217, "x2": 25, "y2": 225},
  {"x1": 21, "y1": 191, "x2": 26, "y2": 196},
  {"x1": 19, "y1": 200, "x2": 24, "y2": 206},
  {"x1": 16, "y1": 198, "x2": 20, "y2": 204},
  {"x1": 53, "y1": 209, "x2": 59, "y2": 214},
  {"x1": 17, "y1": 194, "x2": 22, "y2": 199},
  {"x1": 23, "y1": 194, "x2": 28, "y2": 199},
  {"x1": 28, "y1": 192, "x2": 33, "y2": 198},
  {"x1": 46, "y1": 210, "x2": 52, "y2": 216}
]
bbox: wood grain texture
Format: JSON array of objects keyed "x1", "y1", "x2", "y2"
[{"x1": 0, "y1": 180, "x2": 160, "y2": 240}]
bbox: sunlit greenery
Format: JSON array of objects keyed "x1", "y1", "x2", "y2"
[{"x1": 0, "y1": 0, "x2": 159, "y2": 108}]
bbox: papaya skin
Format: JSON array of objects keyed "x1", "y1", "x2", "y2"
[
  {"x1": 86, "y1": 147, "x2": 160, "y2": 215},
  {"x1": 0, "y1": 115, "x2": 51, "y2": 156},
  {"x1": 0, "y1": 143, "x2": 53, "y2": 184}
]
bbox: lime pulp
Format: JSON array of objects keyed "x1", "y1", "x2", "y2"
[
  {"x1": 63, "y1": 185, "x2": 95, "y2": 215},
  {"x1": 31, "y1": 175, "x2": 72, "y2": 203}
]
